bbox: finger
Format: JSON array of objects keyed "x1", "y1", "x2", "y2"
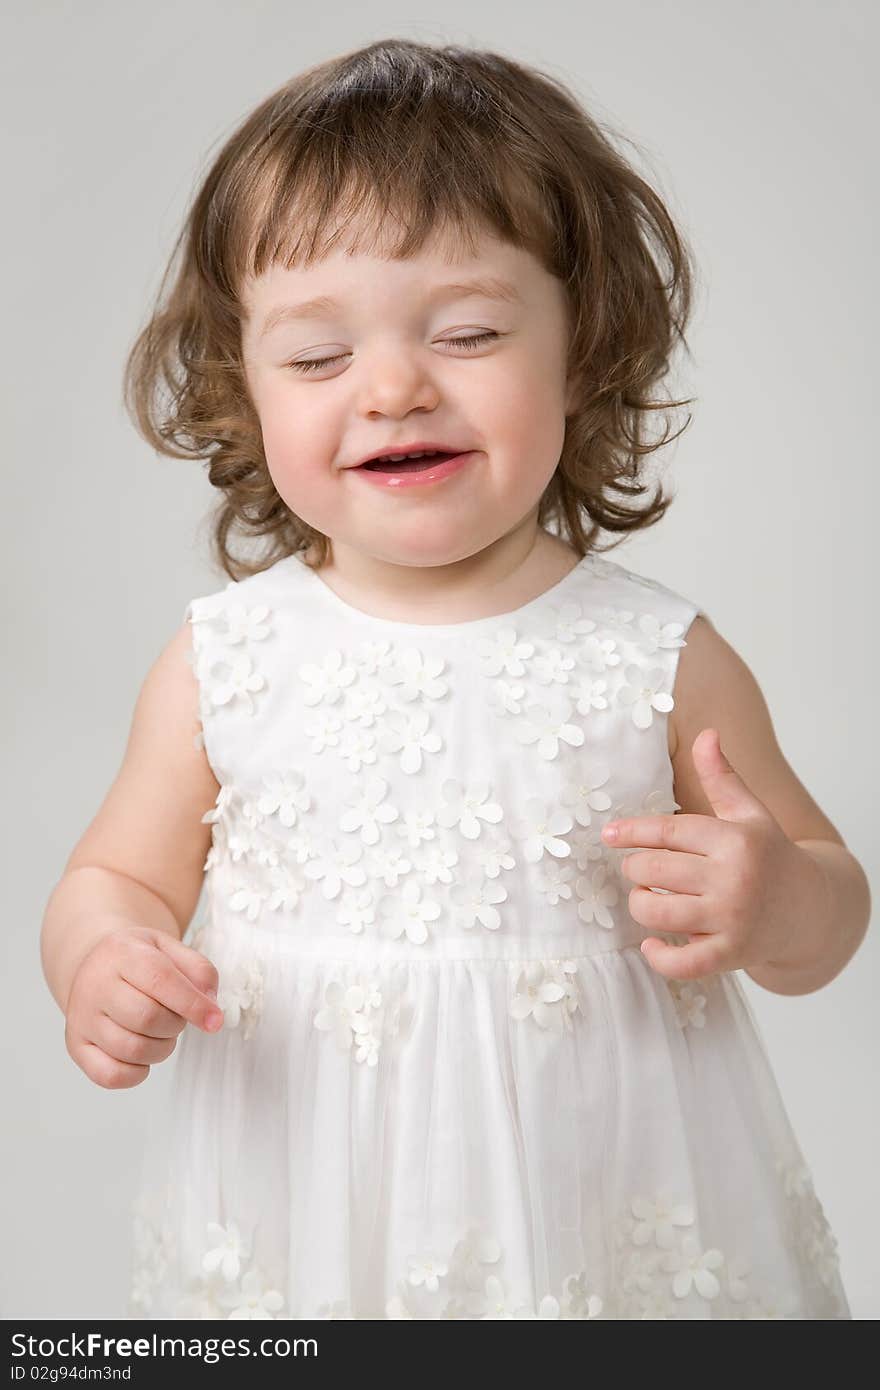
[
  {"x1": 620, "y1": 848, "x2": 708, "y2": 894},
  {"x1": 602, "y1": 814, "x2": 717, "y2": 854},
  {"x1": 104, "y1": 977, "x2": 188, "y2": 1038},
  {"x1": 151, "y1": 932, "x2": 222, "y2": 1001},
  {"x1": 119, "y1": 937, "x2": 223, "y2": 1034},
  {"x1": 639, "y1": 933, "x2": 728, "y2": 980},
  {"x1": 627, "y1": 886, "x2": 705, "y2": 934},
  {"x1": 87, "y1": 1012, "x2": 179, "y2": 1067},
  {"x1": 76, "y1": 1038, "x2": 150, "y2": 1090}
]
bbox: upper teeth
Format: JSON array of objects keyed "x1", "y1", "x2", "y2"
[{"x1": 376, "y1": 450, "x2": 441, "y2": 462}]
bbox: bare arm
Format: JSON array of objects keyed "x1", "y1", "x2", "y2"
[
  {"x1": 40, "y1": 619, "x2": 222, "y2": 1051},
  {"x1": 669, "y1": 616, "x2": 871, "y2": 994},
  {"x1": 41, "y1": 865, "x2": 185, "y2": 1017}
]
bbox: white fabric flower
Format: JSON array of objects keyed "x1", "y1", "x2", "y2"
[
  {"x1": 298, "y1": 647, "x2": 357, "y2": 705},
  {"x1": 336, "y1": 888, "x2": 376, "y2": 935},
  {"x1": 303, "y1": 838, "x2": 367, "y2": 899},
  {"x1": 474, "y1": 1273, "x2": 516, "y2": 1318},
  {"x1": 313, "y1": 981, "x2": 373, "y2": 1053},
  {"x1": 256, "y1": 769, "x2": 311, "y2": 827},
  {"x1": 575, "y1": 862, "x2": 619, "y2": 928},
  {"x1": 353, "y1": 638, "x2": 396, "y2": 677},
  {"x1": 448, "y1": 1229, "x2": 501, "y2": 1291},
  {"x1": 408, "y1": 1254, "x2": 448, "y2": 1292},
  {"x1": 201, "y1": 783, "x2": 237, "y2": 825},
  {"x1": 221, "y1": 603, "x2": 271, "y2": 645},
  {"x1": 382, "y1": 647, "x2": 449, "y2": 701},
  {"x1": 216, "y1": 960, "x2": 265, "y2": 1039},
  {"x1": 514, "y1": 692, "x2": 585, "y2": 759},
  {"x1": 620, "y1": 1245, "x2": 662, "y2": 1295},
  {"x1": 386, "y1": 1290, "x2": 414, "y2": 1318},
  {"x1": 363, "y1": 844, "x2": 412, "y2": 887},
  {"x1": 577, "y1": 632, "x2": 622, "y2": 673},
  {"x1": 662, "y1": 1234, "x2": 724, "y2": 1299},
  {"x1": 395, "y1": 808, "x2": 437, "y2": 849},
  {"x1": 219, "y1": 1268, "x2": 284, "y2": 1319},
  {"x1": 570, "y1": 825, "x2": 606, "y2": 869},
  {"x1": 485, "y1": 677, "x2": 528, "y2": 717},
  {"x1": 228, "y1": 881, "x2": 269, "y2": 922},
  {"x1": 560, "y1": 768, "x2": 612, "y2": 826},
  {"x1": 532, "y1": 644, "x2": 578, "y2": 685},
  {"x1": 202, "y1": 1221, "x2": 250, "y2": 1283},
  {"x1": 537, "y1": 601, "x2": 597, "y2": 645},
  {"x1": 616, "y1": 663, "x2": 674, "y2": 730},
  {"x1": 470, "y1": 832, "x2": 516, "y2": 879},
  {"x1": 378, "y1": 707, "x2": 443, "y2": 774},
  {"x1": 571, "y1": 673, "x2": 610, "y2": 713},
  {"x1": 669, "y1": 979, "x2": 708, "y2": 1029},
  {"x1": 342, "y1": 680, "x2": 388, "y2": 726},
  {"x1": 412, "y1": 840, "x2": 459, "y2": 886},
  {"x1": 534, "y1": 856, "x2": 575, "y2": 906},
  {"x1": 561, "y1": 1271, "x2": 603, "y2": 1317},
  {"x1": 206, "y1": 653, "x2": 266, "y2": 714},
  {"x1": 635, "y1": 612, "x2": 687, "y2": 655},
  {"x1": 436, "y1": 778, "x2": 504, "y2": 839},
  {"x1": 511, "y1": 798, "x2": 572, "y2": 863},
  {"x1": 510, "y1": 961, "x2": 579, "y2": 1032},
  {"x1": 337, "y1": 724, "x2": 380, "y2": 772},
  {"x1": 265, "y1": 863, "x2": 306, "y2": 914},
  {"x1": 378, "y1": 877, "x2": 440, "y2": 945},
  {"x1": 450, "y1": 873, "x2": 508, "y2": 930},
  {"x1": 304, "y1": 708, "x2": 344, "y2": 754},
  {"x1": 473, "y1": 628, "x2": 535, "y2": 677},
  {"x1": 638, "y1": 1290, "x2": 676, "y2": 1319},
  {"x1": 339, "y1": 773, "x2": 399, "y2": 844},
  {"x1": 776, "y1": 1158, "x2": 813, "y2": 1200},
  {"x1": 629, "y1": 1193, "x2": 695, "y2": 1250}
]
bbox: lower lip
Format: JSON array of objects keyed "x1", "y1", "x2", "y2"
[{"x1": 351, "y1": 452, "x2": 476, "y2": 488}]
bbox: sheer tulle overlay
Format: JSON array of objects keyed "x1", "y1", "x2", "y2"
[{"x1": 128, "y1": 552, "x2": 850, "y2": 1320}]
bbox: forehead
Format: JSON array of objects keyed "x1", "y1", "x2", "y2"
[{"x1": 241, "y1": 219, "x2": 542, "y2": 319}]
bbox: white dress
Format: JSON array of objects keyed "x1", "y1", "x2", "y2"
[{"x1": 127, "y1": 550, "x2": 851, "y2": 1320}]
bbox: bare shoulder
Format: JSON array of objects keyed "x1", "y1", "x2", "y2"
[
  {"x1": 669, "y1": 614, "x2": 845, "y2": 844},
  {"x1": 63, "y1": 620, "x2": 220, "y2": 933}
]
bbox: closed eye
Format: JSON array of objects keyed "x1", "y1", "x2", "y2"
[{"x1": 287, "y1": 330, "x2": 500, "y2": 375}]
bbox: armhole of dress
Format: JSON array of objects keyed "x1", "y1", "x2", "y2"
[
  {"x1": 182, "y1": 597, "x2": 216, "y2": 950},
  {"x1": 182, "y1": 598, "x2": 211, "y2": 760},
  {"x1": 667, "y1": 601, "x2": 709, "y2": 802}
]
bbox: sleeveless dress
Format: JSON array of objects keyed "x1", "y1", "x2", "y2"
[{"x1": 127, "y1": 549, "x2": 851, "y2": 1320}]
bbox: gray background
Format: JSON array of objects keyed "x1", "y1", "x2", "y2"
[{"x1": 3, "y1": 0, "x2": 876, "y2": 1319}]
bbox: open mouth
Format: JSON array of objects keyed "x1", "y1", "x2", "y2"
[{"x1": 359, "y1": 451, "x2": 459, "y2": 473}]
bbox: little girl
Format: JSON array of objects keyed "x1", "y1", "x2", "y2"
[{"x1": 40, "y1": 38, "x2": 869, "y2": 1320}]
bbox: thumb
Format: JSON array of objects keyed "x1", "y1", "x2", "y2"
[
  {"x1": 691, "y1": 727, "x2": 769, "y2": 823},
  {"x1": 152, "y1": 931, "x2": 223, "y2": 1027}
]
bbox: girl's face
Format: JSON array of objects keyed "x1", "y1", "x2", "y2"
[{"x1": 240, "y1": 222, "x2": 577, "y2": 573}]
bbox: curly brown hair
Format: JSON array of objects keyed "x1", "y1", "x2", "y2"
[{"x1": 123, "y1": 37, "x2": 697, "y2": 581}]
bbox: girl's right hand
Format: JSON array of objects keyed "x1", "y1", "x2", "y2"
[{"x1": 64, "y1": 925, "x2": 224, "y2": 1090}]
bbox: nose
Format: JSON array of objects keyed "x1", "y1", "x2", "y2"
[{"x1": 356, "y1": 345, "x2": 441, "y2": 417}]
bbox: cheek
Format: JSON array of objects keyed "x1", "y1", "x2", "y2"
[
  {"x1": 478, "y1": 355, "x2": 567, "y2": 465},
  {"x1": 257, "y1": 392, "x2": 333, "y2": 499}
]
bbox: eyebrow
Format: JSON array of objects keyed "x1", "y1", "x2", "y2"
[{"x1": 257, "y1": 276, "x2": 522, "y2": 339}]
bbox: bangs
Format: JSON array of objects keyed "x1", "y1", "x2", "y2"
[{"x1": 214, "y1": 77, "x2": 561, "y2": 293}]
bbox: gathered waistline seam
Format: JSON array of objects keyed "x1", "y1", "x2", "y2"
[{"x1": 192, "y1": 937, "x2": 648, "y2": 964}]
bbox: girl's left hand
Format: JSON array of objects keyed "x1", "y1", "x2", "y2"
[{"x1": 600, "y1": 727, "x2": 826, "y2": 981}]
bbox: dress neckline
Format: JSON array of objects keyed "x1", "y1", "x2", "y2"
[{"x1": 288, "y1": 551, "x2": 596, "y2": 634}]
